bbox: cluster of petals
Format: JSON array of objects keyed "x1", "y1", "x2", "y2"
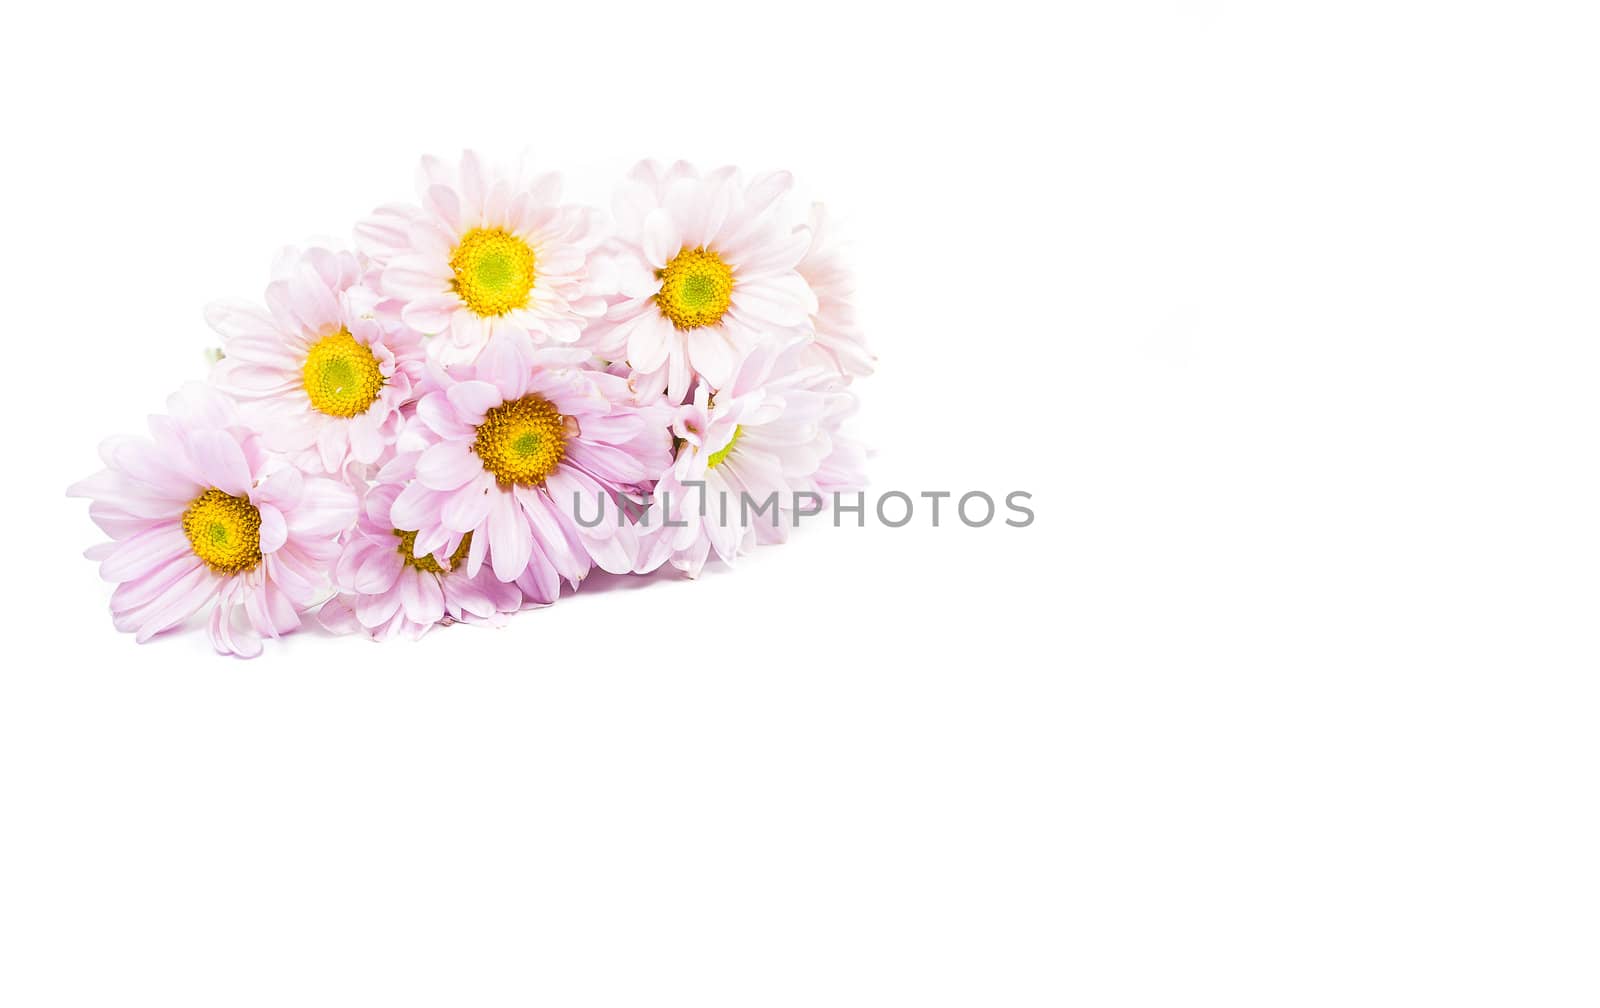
[
  {"x1": 71, "y1": 152, "x2": 871, "y2": 657},
  {"x1": 639, "y1": 339, "x2": 866, "y2": 577},
  {"x1": 208, "y1": 244, "x2": 425, "y2": 475},
  {"x1": 357, "y1": 151, "x2": 610, "y2": 363},
  {"x1": 68, "y1": 385, "x2": 357, "y2": 657},
  {"x1": 319, "y1": 451, "x2": 524, "y2": 641},
  {"x1": 392, "y1": 337, "x2": 671, "y2": 598}
]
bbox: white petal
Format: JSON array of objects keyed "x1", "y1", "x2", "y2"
[{"x1": 641, "y1": 208, "x2": 681, "y2": 267}]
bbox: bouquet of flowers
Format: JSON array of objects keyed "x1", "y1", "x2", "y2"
[{"x1": 69, "y1": 154, "x2": 872, "y2": 657}]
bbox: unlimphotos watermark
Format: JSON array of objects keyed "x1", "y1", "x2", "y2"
[{"x1": 572, "y1": 487, "x2": 1035, "y2": 529}]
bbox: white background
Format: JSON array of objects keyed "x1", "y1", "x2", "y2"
[{"x1": 2, "y1": 1, "x2": 1597, "y2": 1004}]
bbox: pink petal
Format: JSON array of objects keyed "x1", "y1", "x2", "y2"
[
  {"x1": 400, "y1": 570, "x2": 446, "y2": 625},
  {"x1": 626, "y1": 311, "x2": 673, "y2": 374},
  {"x1": 488, "y1": 493, "x2": 532, "y2": 582},
  {"x1": 446, "y1": 381, "x2": 503, "y2": 424},
  {"x1": 318, "y1": 596, "x2": 362, "y2": 636},
  {"x1": 401, "y1": 294, "x2": 461, "y2": 334},
  {"x1": 389, "y1": 481, "x2": 440, "y2": 532},
  {"x1": 188, "y1": 429, "x2": 252, "y2": 496},
  {"x1": 415, "y1": 392, "x2": 472, "y2": 440},
  {"x1": 100, "y1": 525, "x2": 190, "y2": 583},
  {"x1": 316, "y1": 423, "x2": 345, "y2": 474},
  {"x1": 417, "y1": 441, "x2": 482, "y2": 491},
  {"x1": 347, "y1": 413, "x2": 385, "y2": 465},
  {"x1": 110, "y1": 553, "x2": 202, "y2": 614},
  {"x1": 477, "y1": 331, "x2": 535, "y2": 400},
  {"x1": 253, "y1": 466, "x2": 304, "y2": 510},
  {"x1": 732, "y1": 273, "x2": 816, "y2": 325},
  {"x1": 424, "y1": 183, "x2": 462, "y2": 233},
  {"x1": 285, "y1": 477, "x2": 357, "y2": 536},
  {"x1": 686, "y1": 327, "x2": 739, "y2": 389},
  {"x1": 258, "y1": 504, "x2": 287, "y2": 553},
  {"x1": 166, "y1": 383, "x2": 238, "y2": 430},
  {"x1": 355, "y1": 548, "x2": 404, "y2": 594},
  {"x1": 356, "y1": 583, "x2": 404, "y2": 627},
  {"x1": 134, "y1": 564, "x2": 218, "y2": 643},
  {"x1": 641, "y1": 208, "x2": 680, "y2": 267},
  {"x1": 441, "y1": 474, "x2": 496, "y2": 532}
]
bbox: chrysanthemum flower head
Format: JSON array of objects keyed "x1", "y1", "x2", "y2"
[
  {"x1": 391, "y1": 333, "x2": 671, "y2": 601},
  {"x1": 591, "y1": 160, "x2": 818, "y2": 402},
  {"x1": 318, "y1": 451, "x2": 525, "y2": 641},
  {"x1": 638, "y1": 339, "x2": 864, "y2": 577},
  {"x1": 356, "y1": 151, "x2": 611, "y2": 364},
  {"x1": 206, "y1": 244, "x2": 424, "y2": 476},
  {"x1": 67, "y1": 384, "x2": 358, "y2": 658}
]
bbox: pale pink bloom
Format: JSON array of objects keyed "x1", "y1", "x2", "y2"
[
  {"x1": 319, "y1": 453, "x2": 523, "y2": 641},
  {"x1": 796, "y1": 203, "x2": 875, "y2": 379},
  {"x1": 68, "y1": 384, "x2": 357, "y2": 658},
  {"x1": 391, "y1": 334, "x2": 671, "y2": 601},
  {"x1": 590, "y1": 160, "x2": 816, "y2": 402},
  {"x1": 356, "y1": 150, "x2": 611, "y2": 364},
  {"x1": 638, "y1": 340, "x2": 864, "y2": 577},
  {"x1": 207, "y1": 244, "x2": 424, "y2": 476}
]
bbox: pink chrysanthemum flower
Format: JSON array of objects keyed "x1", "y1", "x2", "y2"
[
  {"x1": 638, "y1": 340, "x2": 865, "y2": 577},
  {"x1": 68, "y1": 384, "x2": 358, "y2": 658},
  {"x1": 318, "y1": 452, "x2": 524, "y2": 641},
  {"x1": 590, "y1": 160, "x2": 817, "y2": 402},
  {"x1": 796, "y1": 203, "x2": 875, "y2": 380},
  {"x1": 355, "y1": 151, "x2": 610, "y2": 364},
  {"x1": 391, "y1": 334, "x2": 671, "y2": 600},
  {"x1": 207, "y1": 244, "x2": 424, "y2": 475}
]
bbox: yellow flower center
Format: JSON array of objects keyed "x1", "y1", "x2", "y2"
[
  {"x1": 656, "y1": 247, "x2": 734, "y2": 330},
  {"x1": 472, "y1": 395, "x2": 569, "y2": 486},
  {"x1": 302, "y1": 328, "x2": 385, "y2": 417},
  {"x1": 450, "y1": 227, "x2": 537, "y2": 317},
  {"x1": 706, "y1": 425, "x2": 742, "y2": 469},
  {"x1": 182, "y1": 488, "x2": 263, "y2": 574},
  {"x1": 394, "y1": 529, "x2": 473, "y2": 575}
]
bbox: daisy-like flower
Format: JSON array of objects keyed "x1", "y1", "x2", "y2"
[
  {"x1": 356, "y1": 151, "x2": 610, "y2": 364},
  {"x1": 638, "y1": 340, "x2": 864, "y2": 578},
  {"x1": 391, "y1": 334, "x2": 671, "y2": 601},
  {"x1": 591, "y1": 160, "x2": 817, "y2": 402},
  {"x1": 67, "y1": 384, "x2": 357, "y2": 658},
  {"x1": 207, "y1": 244, "x2": 425, "y2": 475},
  {"x1": 318, "y1": 452, "x2": 524, "y2": 640},
  {"x1": 796, "y1": 203, "x2": 874, "y2": 380}
]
